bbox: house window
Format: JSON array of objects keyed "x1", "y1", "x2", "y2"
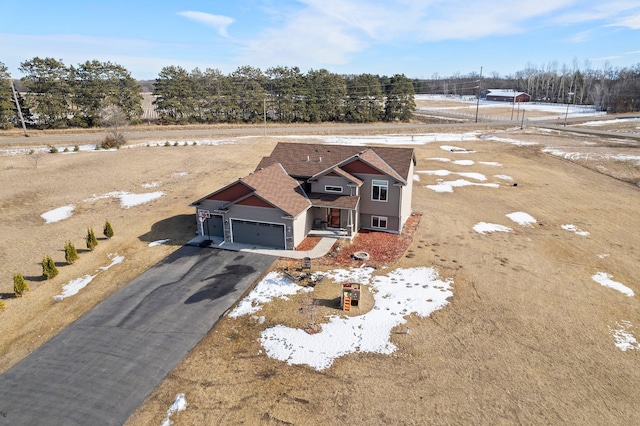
[
  {"x1": 325, "y1": 185, "x2": 343, "y2": 193},
  {"x1": 372, "y1": 216, "x2": 388, "y2": 229},
  {"x1": 372, "y1": 179, "x2": 388, "y2": 201}
]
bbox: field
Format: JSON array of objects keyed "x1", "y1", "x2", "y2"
[{"x1": 1, "y1": 100, "x2": 640, "y2": 425}]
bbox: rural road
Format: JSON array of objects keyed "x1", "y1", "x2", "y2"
[
  {"x1": 2, "y1": 117, "x2": 638, "y2": 146},
  {"x1": 0, "y1": 246, "x2": 274, "y2": 426},
  {"x1": 0, "y1": 121, "x2": 500, "y2": 146}
]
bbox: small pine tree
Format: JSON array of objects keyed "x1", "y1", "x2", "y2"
[
  {"x1": 13, "y1": 273, "x2": 29, "y2": 296},
  {"x1": 103, "y1": 220, "x2": 114, "y2": 239},
  {"x1": 65, "y1": 240, "x2": 79, "y2": 264},
  {"x1": 86, "y1": 228, "x2": 98, "y2": 251},
  {"x1": 0, "y1": 298, "x2": 5, "y2": 311},
  {"x1": 41, "y1": 256, "x2": 59, "y2": 280}
]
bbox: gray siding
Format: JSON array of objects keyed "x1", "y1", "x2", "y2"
[
  {"x1": 357, "y1": 174, "x2": 402, "y2": 232},
  {"x1": 310, "y1": 176, "x2": 356, "y2": 195}
]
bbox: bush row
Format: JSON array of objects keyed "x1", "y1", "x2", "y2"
[{"x1": 2, "y1": 220, "x2": 115, "y2": 311}]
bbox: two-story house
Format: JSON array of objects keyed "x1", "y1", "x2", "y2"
[{"x1": 191, "y1": 142, "x2": 415, "y2": 250}]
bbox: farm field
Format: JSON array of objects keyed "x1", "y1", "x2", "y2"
[{"x1": 1, "y1": 99, "x2": 639, "y2": 425}]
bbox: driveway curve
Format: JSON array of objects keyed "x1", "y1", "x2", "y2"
[{"x1": 0, "y1": 246, "x2": 274, "y2": 426}]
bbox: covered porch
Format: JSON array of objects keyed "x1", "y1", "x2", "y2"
[{"x1": 307, "y1": 193, "x2": 359, "y2": 240}]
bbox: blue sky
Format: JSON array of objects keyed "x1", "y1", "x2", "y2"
[{"x1": 1, "y1": 0, "x2": 639, "y2": 80}]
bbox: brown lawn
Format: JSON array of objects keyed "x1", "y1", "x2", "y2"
[{"x1": 1, "y1": 114, "x2": 640, "y2": 425}]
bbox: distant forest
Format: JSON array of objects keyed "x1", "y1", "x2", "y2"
[
  {"x1": 414, "y1": 61, "x2": 640, "y2": 113},
  {"x1": 1, "y1": 57, "x2": 639, "y2": 130}
]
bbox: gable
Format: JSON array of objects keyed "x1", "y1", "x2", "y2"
[
  {"x1": 207, "y1": 182, "x2": 253, "y2": 201},
  {"x1": 342, "y1": 159, "x2": 383, "y2": 175},
  {"x1": 236, "y1": 195, "x2": 273, "y2": 208}
]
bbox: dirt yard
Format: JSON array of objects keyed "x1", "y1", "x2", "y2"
[{"x1": 1, "y1": 112, "x2": 640, "y2": 425}]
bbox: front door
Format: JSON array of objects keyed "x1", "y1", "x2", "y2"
[{"x1": 329, "y1": 208, "x2": 341, "y2": 228}]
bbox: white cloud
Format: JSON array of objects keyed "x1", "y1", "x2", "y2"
[
  {"x1": 235, "y1": 0, "x2": 585, "y2": 67},
  {"x1": 552, "y1": 2, "x2": 640, "y2": 26},
  {"x1": 567, "y1": 30, "x2": 592, "y2": 43},
  {"x1": 177, "y1": 11, "x2": 235, "y2": 37},
  {"x1": 608, "y1": 13, "x2": 640, "y2": 29}
]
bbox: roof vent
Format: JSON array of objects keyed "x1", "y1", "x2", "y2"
[
  {"x1": 306, "y1": 155, "x2": 310, "y2": 162},
  {"x1": 319, "y1": 156, "x2": 322, "y2": 162}
]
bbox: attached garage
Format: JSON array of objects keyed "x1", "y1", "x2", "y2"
[
  {"x1": 203, "y1": 215, "x2": 224, "y2": 238},
  {"x1": 231, "y1": 219, "x2": 286, "y2": 249}
]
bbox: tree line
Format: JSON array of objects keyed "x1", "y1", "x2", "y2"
[
  {"x1": 0, "y1": 59, "x2": 415, "y2": 129},
  {"x1": 414, "y1": 61, "x2": 640, "y2": 113},
  {"x1": 150, "y1": 65, "x2": 415, "y2": 124},
  {"x1": 0, "y1": 58, "x2": 142, "y2": 129}
]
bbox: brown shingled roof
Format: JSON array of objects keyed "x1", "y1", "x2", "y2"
[
  {"x1": 255, "y1": 142, "x2": 415, "y2": 182},
  {"x1": 349, "y1": 148, "x2": 405, "y2": 184},
  {"x1": 309, "y1": 166, "x2": 363, "y2": 186},
  {"x1": 240, "y1": 163, "x2": 311, "y2": 217},
  {"x1": 307, "y1": 193, "x2": 360, "y2": 209}
]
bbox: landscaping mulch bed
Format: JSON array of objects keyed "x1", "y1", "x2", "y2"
[{"x1": 295, "y1": 213, "x2": 421, "y2": 268}]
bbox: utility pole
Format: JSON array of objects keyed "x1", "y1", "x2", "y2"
[
  {"x1": 475, "y1": 66, "x2": 483, "y2": 123},
  {"x1": 10, "y1": 80, "x2": 28, "y2": 137},
  {"x1": 263, "y1": 97, "x2": 267, "y2": 137}
]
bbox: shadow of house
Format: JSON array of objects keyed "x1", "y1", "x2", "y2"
[{"x1": 138, "y1": 214, "x2": 194, "y2": 246}]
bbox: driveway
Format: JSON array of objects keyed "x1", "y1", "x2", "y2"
[{"x1": 0, "y1": 246, "x2": 274, "y2": 426}]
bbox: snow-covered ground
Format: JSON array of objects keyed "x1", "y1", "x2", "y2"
[
  {"x1": 414, "y1": 94, "x2": 599, "y2": 117},
  {"x1": 561, "y1": 224, "x2": 589, "y2": 236},
  {"x1": 506, "y1": 212, "x2": 537, "y2": 227},
  {"x1": 41, "y1": 205, "x2": 74, "y2": 223},
  {"x1": 229, "y1": 271, "x2": 314, "y2": 318},
  {"x1": 542, "y1": 148, "x2": 640, "y2": 166},
  {"x1": 161, "y1": 393, "x2": 188, "y2": 426},
  {"x1": 83, "y1": 191, "x2": 164, "y2": 209},
  {"x1": 54, "y1": 253, "x2": 124, "y2": 300},
  {"x1": 473, "y1": 222, "x2": 513, "y2": 234},
  {"x1": 580, "y1": 117, "x2": 640, "y2": 127},
  {"x1": 609, "y1": 320, "x2": 640, "y2": 351},
  {"x1": 232, "y1": 267, "x2": 452, "y2": 371},
  {"x1": 592, "y1": 272, "x2": 634, "y2": 297}
]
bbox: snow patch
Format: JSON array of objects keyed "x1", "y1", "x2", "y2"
[
  {"x1": 41, "y1": 205, "x2": 74, "y2": 223},
  {"x1": 452, "y1": 159, "x2": 474, "y2": 166},
  {"x1": 561, "y1": 224, "x2": 590, "y2": 236},
  {"x1": 419, "y1": 169, "x2": 487, "y2": 181},
  {"x1": 259, "y1": 267, "x2": 452, "y2": 370},
  {"x1": 609, "y1": 321, "x2": 640, "y2": 351},
  {"x1": 473, "y1": 222, "x2": 513, "y2": 234},
  {"x1": 440, "y1": 145, "x2": 475, "y2": 153},
  {"x1": 506, "y1": 212, "x2": 537, "y2": 227},
  {"x1": 149, "y1": 239, "x2": 171, "y2": 247},
  {"x1": 141, "y1": 181, "x2": 161, "y2": 188},
  {"x1": 494, "y1": 174, "x2": 514, "y2": 181},
  {"x1": 55, "y1": 254, "x2": 124, "y2": 300},
  {"x1": 161, "y1": 393, "x2": 188, "y2": 426},
  {"x1": 229, "y1": 271, "x2": 313, "y2": 318},
  {"x1": 426, "y1": 179, "x2": 499, "y2": 193},
  {"x1": 84, "y1": 191, "x2": 164, "y2": 208},
  {"x1": 582, "y1": 118, "x2": 640, "y2": 127},
  {"x1": 592, "y1": 272, "x2": 634, "y2": 297},
  {"x1": 481, "y1": 135, "x2": 538, "y2": 146}
]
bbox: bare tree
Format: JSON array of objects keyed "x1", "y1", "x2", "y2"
[{"x1": 100, "y1": 105, "x2": 128, "y2": 148}]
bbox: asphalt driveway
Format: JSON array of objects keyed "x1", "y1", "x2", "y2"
[{"x1": 0, "y1": 245, "x2": 274, "y2": 426}]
